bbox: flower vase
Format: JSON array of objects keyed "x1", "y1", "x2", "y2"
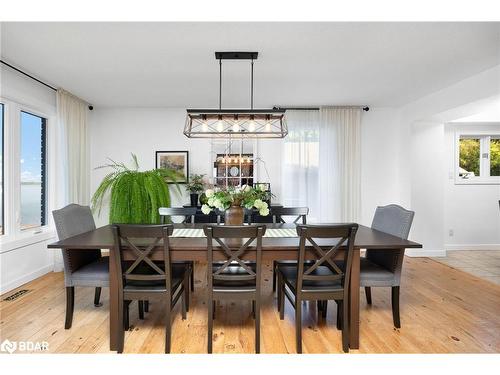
[{"x1": 224, "y1": 205, "x2": 244, "y2": 225}]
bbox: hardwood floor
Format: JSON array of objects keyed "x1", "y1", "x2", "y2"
[
  {"x1": 1, "y1": 257, "x2": 499, "y2": 354},
  {"x1": 435, "y1": 250, "x2": 500, "y2": 285}
]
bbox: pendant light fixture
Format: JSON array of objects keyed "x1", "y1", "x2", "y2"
[{"x1": 184, "y1": 52, "x2": 288, "y2": 139}]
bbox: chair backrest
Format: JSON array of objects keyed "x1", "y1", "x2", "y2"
[
  {"x1": 111, "y1": 224, "x2": 174, "y2": 293},
  {"x1": 203, "y1": 224, "x2": 266, "y2": 291},
  {"x1": 366, "y1": 204, "x2": 415, "y2": 277},
  {"x1": 159, "y1": 207, "x2": 197, "y2": 224},
  {"x1": 295, "y1": 224, "x2": 358, "y2": 296},
  {"x1": 371, "y1": 204, "x2": 414, "y2": 239},
  {"x1": 271, "y1": 207, "x2": 309, "y2": 224},
  {"x1": 52, "y1": 204, "x2": 101, "y2": 279}
]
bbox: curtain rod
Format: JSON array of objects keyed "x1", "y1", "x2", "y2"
[
  {"x1": 274, "y1": 106, "x2": 369, "y2": 111},
  {"x1": 0, "y1": 59, "x2": 94, "y2": 110}
]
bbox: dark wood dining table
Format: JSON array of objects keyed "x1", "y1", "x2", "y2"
[{"x1": 48, "y1": 223, "x2": 422, "y2": 351}]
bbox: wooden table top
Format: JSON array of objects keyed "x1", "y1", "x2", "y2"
[{"x1": 48, "y1": 223, "x2": 422, "y2": 251}]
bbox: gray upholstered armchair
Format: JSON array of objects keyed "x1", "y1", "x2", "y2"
[
  {"x1": 52, "y1": 204, "x2": 109, "y2": 329},
  {"x1": 361, "y1": 204, "x2": 415, "y2": 328}
]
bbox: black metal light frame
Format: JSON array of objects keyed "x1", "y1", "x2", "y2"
[{"x1": 184, "y1": 52, "x2": 288, "y2": 139}]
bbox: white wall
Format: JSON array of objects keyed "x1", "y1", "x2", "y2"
[
  {"x1": 360, "y1": 108, "x2": 407, "y2": 226},
  {"x1": 444, "y1": 122, "x2": 500, "y2": 250},
  {"x1": 0, "y1": 66, "x2": 59, "y2": 294}
]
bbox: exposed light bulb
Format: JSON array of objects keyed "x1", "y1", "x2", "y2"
[
  {"x1": 248, "y1": 119, "x2": 255, "y2": 132},
  {"x1": 202, "y1": 122, "x2": 208, "y2": 132},
  {"x1": 217, "y1": 120, "x2": 223, "y2": 132},
  {"x1": 265, "y1": 121, "x2": 271, "y2": 132},
  {"x1": 232, "y1": 122, "x2": 240, "y2": 132}
]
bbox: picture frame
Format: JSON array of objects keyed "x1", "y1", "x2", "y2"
[{"x1": 155, "y1": 151, "x2": 189, "y2": 183}]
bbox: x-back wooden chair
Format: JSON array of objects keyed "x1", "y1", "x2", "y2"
[
  {"x1": 203, "y1": 224, "x2": 266, "y2": 353},
  {"x1": 277, "y1": 223, "x2": 358, "y2": 353},
  {"x1": 112, "y1": 224, "x2": 189, "y2": 353},
  {"x1": 271, "y1": 207, "x2": 310, "y2": 292}
]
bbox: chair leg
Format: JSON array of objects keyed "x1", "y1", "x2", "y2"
[
  {"x1": 190, "y1": 262, "x2": 195, "y2": 292},
  {"x1": 117, "y1": 298, "x2": 125, "y2": 353},
  {"x1": 272, "y1": 260, "x2": 277, "y2": 292},
  {"x1": 138, "y1": 301, "x2": 145, "y2": 320},
  {"x1": 208, "y1": 298, "x2": 213, "y2": 353},
  {"x1": 252, "y1": 300, "x2": 256, "y2": 319},
  {"x1": 279, "y1": 275, "x2": 285, "y2": 320},
  {"x1": 124, "y1": 301, "x2": 130, "y2": 331},
  {"x1": 336, "y1": 301, "x2": 342, "y2": 331},
  {"x1": 392, "y1": 286, "x2": 401, "y2": 328},
  {"x1": 321, "y1": 300, "x2": 327, "y2": 319},
  {"x1": 365, "y1": 287, "x2": 372, "y2": 305},
  {"x1": 255, "y1": 297, "x2": 261, "y2": 353},
  {"x1": 94, "y1": 287, "x2": 102, "y2": 307},
  {"x1": 341, "y1": 299, "x2": 349, "y2": 353},
  {"x1": 181, "y1": 289, "x2": 187, "y2": 320},
  {"x1": 165, "y1": 300, "x2": 172, "y2": 353},
  {"x1": 184, "y1": 271, "x2": 190, "y2": 313},
  {"x1": 144, "y1": 300, "x2": 149, "y2": 312},
  {"x1": 295, "y1": 298, "x2": 302, "y2": 354},
  {"x1": 64, "y1": 287, "x2": 75, "y2": 329}
]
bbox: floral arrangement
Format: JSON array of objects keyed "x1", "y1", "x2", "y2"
[{"x1": 201, "y1": 185, "x2": 270, "y2": 216}]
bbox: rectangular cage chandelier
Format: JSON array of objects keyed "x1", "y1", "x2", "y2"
[{"x1": 184, "y1": 52, "x2": 288, "y2": 139}]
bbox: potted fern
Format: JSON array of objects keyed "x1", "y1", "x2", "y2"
[
  {"x1": 185, "y1": 174, "x2": 206, "y2": 207},
  {"x1": 91, "y1": 154, "x2": 181, "y2": 224}
]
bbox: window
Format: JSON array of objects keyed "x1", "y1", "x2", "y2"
[
  {"x1": 0, "y1": 103, "x2": 4, "y2": 235},
  {"x1": 20, "y1": 111, "x2": 47, "y2": 230},
  {"x1": 458, "y1": 134, "x2": 500, "y2": 183}
]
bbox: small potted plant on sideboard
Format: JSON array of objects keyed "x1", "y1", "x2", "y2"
[{"x1": 186, "y1": 174, "x2": 206, "y2": 207}]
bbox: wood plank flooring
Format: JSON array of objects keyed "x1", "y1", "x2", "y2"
[{"x1": 1, "y1": 257, "x2": 499, "y2": 354}]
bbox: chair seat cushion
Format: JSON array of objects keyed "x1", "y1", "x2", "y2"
[
  {"x1": 124, "y1": 263, "x2": 188, "y2": 293},
  {"x1": 72, "y1": 256, "x2": 109, "y2": 283},
  {"x1": 360, "y1": 258, "x2": 395, "y2": 284},
  {"x1": 277, "y1": 264, "x2": 344, "y2": 292},
  {"x1": 212, "y1": 262, "x2": 257, "y2": 290}
]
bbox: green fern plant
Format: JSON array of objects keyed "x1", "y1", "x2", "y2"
[{"x1": 91, "y1": 154, "x2": 181, "y2": 224}]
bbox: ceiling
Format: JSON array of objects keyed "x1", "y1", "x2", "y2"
[{"x1": 1, "y1": 22, "x2": 499, "y2": 108}]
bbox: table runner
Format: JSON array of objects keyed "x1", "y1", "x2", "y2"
[{"x1": 171, "y1": 228, "x2": 298, "y2": 238}]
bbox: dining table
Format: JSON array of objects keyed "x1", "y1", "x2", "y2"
[{"x1": 48, "y1": 223, "x2": 422, "y2": 351}]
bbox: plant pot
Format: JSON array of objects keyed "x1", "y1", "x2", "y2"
[
  {"x1": 190, "y1": 193, "x2": 199, "y2": 207},
  {"x1": 224, "y1": 205, "x2": 244, "y2": 225}
]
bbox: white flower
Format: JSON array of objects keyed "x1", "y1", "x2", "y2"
[
  {"x1": 205, "y1": 189, "x2": 214, "y2": 198},
  {"x1": 213, "y1": 198, "x2": 223, "y2": 209},
  {"x1": 259, "y1": 207, "x2": 270, "y2": 216},
  {"x1": 241, "y1": 184, "x2": 251, "y2": 192},
  {"x1": 201, "y1": 204, "x2": 211, "y2": 215},
  {"x1": 260, "y1": 201, "x2": 268, "y2": 209},
  {"x1": 207, "y1": 197, "x2": 215, "y2": 206},
  {"x1": 254, "y1": 199, "x2": 264, "y2": 209}
]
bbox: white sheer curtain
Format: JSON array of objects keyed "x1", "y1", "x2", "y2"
[
  {"x1": 281, "y1": 110, "x2": 320, "y2": 221},
  {"x1": 319, "y1": 107, "x2": 361, "y2": 222},
  {"x1": 282, "y1": 107, "x2": 361, "y2": 223},
  {"x1": 56, "y1": 89, "x2": 89, "y2": 205}
]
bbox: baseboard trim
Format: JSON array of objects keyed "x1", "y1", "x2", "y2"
[
  {"x1": 445, "y1": 244, "x2": 500, "y2": 251},
  {"x1": 0, "y1": 264, "x2": 53, "y2": 295},
  {"x1": 406, "y1": 249, "x2": 446, "y2": 257}
]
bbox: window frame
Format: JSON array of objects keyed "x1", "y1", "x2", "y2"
[
  {"x1": 0, "y1": 96, "x2": 53, "y2": 246},
  {"x1": 455, "y1": 130, "x2": 500, "y2": 185}
]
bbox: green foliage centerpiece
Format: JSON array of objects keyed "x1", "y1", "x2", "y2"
[
  {"x1": 91, "y1": 154, "x2": 181, "y2": 224},
  {"x1": 201, "y1": 184, "x2": 270, "y2": 225}
]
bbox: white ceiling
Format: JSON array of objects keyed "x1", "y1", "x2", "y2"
[{"x1": 1, "y1": 22, "x2": 499, "y2": 108}]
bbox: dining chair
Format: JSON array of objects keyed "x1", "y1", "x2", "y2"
[
  {"x1": 111, "y1": 224, "x2": 190, "y2": 353},
  {"x1": 361, "y1": 204, "x2": 415, "y2": 328},
  {"x1": 158, "y1": 207, "x2": 196, "y2": 292},
  {"x1": 203, "y1": 224, "x2": 266, "y2": 353},
  {"x1": 271, "y1": 207, "x2": 309, "y2": 292},
  {"x1": 52, "y1": 204, "x2": 109, "y2": 329},
  {"x1": 276, "y1": 223, "x2": 358, "y2": 353}
]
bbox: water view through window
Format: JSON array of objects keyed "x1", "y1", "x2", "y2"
[{"x1": 20, "y1": 111, "x2": 47, "y2": 230}]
